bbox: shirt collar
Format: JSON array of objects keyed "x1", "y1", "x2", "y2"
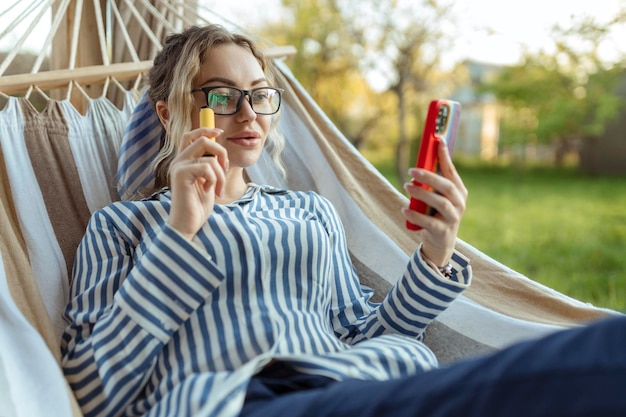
[
  {"x1": 239, "y1": 183, "x2": 289, "y2": 204},
  {"x1": 152, "y1": 183, "x2": 288, "y2": 205}
]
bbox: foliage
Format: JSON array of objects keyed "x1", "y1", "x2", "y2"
[
  {"x1": 262, "y1": 1, "x2": 626, "y2": 178},
  {"x1": 263, "y1": 0, "x2": 382, "y2": 148},
  {"x1": 487, "y1": 55, "x2": 624, "y2": 148},
  {"x1": 481, "y1": 13, "x2": 626, "y2": 163},
  {"x1": 262, "y1": 0, "x2": 461, "y2": 179},
  {"x1": 258, "y1": 3, "x2": 626, "y2": 311},
  {"x1": 361, "y1": 0, "x2": 459, "y2": 181}
]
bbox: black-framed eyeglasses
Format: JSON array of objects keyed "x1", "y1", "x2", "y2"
[{"x1": 191, "y1": 85, "x2": 283, "y2": 115}]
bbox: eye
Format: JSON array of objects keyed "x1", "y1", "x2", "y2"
[
  {"x1": 207, "y1": 91, "x2": 231, "y2": 107},
  {"x1": 251, "y1": 90, "x2": 271, "y2": 102}
]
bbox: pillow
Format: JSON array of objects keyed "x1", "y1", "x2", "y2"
[{"x1": 116, "y1": 90, "x2": 162, "y2": 200}]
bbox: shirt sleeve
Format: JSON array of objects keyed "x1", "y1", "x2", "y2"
[
  {"x1": 314, "y1": 195, "x2": 472, "y2": 344},
  {"x1": 61, "y1": 206, "x2": 223, "y2": 417}
]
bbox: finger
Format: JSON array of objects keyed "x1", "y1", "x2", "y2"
[
  {"x1": 171, "y1": 156, "x2": 215, "y2": 188},
  {"x1": 405, "y1": 168, "x2": 466, "y2": 227},
  {"x1": 197, "y1": 141, "x2": 229, "y2": 173},
  {"x1": 437, "y1": 140, "x2": 466, "y2": 193},
  {"x1": 196, "y1": 127, "x2": 222, "y2": 141},
  {"x1": 402, "y1": 206, "x2": 429, "y2": 230},
  {"x1": 186, "y1": 156, "x2": 226, "y2": 194},
  {"x1": 402, "y1": 206, "x2": 443, "y2": 233},
  {"x1": 404, "y1": 182, "x2": 456, "y2": 221},
  {"x1": 409, "y1": 148, "x2": 467, "y2": 209},
  {"x1": 203, "y1": 156, "x2": 226, "y2": 197},
  {"x1": 181, "y1": 136, "x2": 229, "y2": 172},
  {"x1": 195, "y1": 128, "x2": 223, "y2": 157},
  {"x1": 180, "y1": 128, "x2": 223, "y2": 149},
  {"x1": 408, "y1": 168, "x2": 462, "y2": 208}
]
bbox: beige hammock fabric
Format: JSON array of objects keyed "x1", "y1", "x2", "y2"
[
  {"x1": 0, "y1": 61, "x2": 615, "y2": 416},
  {"x1": 0, "y1": 2, "x2": 618, "y2": 416},
  {"x1": 272, "y1": 62, "x2": 609, "y2": 327}
]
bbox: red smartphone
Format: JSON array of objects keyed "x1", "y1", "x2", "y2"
[{"x1": 406, "y1": 99, "x2": 461, "y2": 231}]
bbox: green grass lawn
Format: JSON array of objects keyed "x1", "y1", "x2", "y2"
[{"x1": 374, "y1": 158, "x2": 626, "y2": 312}]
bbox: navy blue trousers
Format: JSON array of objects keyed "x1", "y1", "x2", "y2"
[{"x1": 240, "y1": 316, "x2": 626, "y2": 417}]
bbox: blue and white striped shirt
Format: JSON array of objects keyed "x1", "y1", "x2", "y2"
[{"x1": 61, "y1": 184, "x2": 471, "y2": 417}]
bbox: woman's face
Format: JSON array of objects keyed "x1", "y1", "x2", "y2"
[{"x1": 191, "y1": 44, "x2": 273, "y2": 170}]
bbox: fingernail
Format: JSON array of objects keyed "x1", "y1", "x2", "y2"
[{"x1": 408, "y1": 168, "x2": 423, "y2": 177}]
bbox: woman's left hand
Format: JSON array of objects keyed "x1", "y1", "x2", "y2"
[{"x1": 402, "y1": 140, "x2": 468, "y2": 267}]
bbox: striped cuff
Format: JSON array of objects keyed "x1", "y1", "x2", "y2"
[
  {"x1": 376, "y1": 245, "x2": 471, "y2": 337},
  {"x1": 418, "y1": 245, "x2": 472, "y2": 286}
]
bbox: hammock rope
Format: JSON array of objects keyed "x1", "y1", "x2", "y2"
[{"x1": 0, "y1": 0, "x2": 296, "y2": 104}]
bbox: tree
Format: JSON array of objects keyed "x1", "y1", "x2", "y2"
[
  {"x1": 262, "y1": 0, "x2": 459, "y2": 185},
  {"x1": 482, "y1": 12, "x2": 626, "y2": 166},
  {"x1": 354, "y1": 0, "x2": 458, "y2": 181},
  {"x1": 263, "y1": 0, "x2": 381, "y2": 149}
]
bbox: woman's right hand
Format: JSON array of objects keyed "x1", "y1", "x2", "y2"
[{"x1": 167, "y1": 127, "x2": 229, "y2": 241}]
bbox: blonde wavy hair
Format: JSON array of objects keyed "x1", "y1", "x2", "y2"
[{"x1": 147, "y1": 24, "x2": 286, "y2": 190}]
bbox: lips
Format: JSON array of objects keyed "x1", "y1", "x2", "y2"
[{"x1": 228, "y1": 130, "x2": 262, "y2": 146}]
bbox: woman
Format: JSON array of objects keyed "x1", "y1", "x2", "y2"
[{"x1": 62, "y1": 24, "x2": 625, "y2": 417}]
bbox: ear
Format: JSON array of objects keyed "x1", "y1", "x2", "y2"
[{"x1": 155, "y1": 100, "x2": 169, "y2": 129}]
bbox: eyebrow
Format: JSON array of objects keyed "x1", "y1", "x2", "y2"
[{"x1": 198, "y1": 77, "x2": 268, "y2": 87}]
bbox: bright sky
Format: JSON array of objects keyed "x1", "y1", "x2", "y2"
[
  {"x1": 448, "y1": 0, "x2": 625, "y2": 65},
  {"x1": 1, "y1": 0, "x2": 624, "y2": 68},
  {"x1": 211, "y1": 0, "x2": 625, "y2": 67}
]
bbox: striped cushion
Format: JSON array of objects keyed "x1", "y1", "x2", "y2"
[{"x1": 116, "y1": 91, "x2": 162, "y2": 200}]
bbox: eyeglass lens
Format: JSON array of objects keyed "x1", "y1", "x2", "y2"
[{"x1": 205, "y1": 87, "x2": 280, "y2": 115}]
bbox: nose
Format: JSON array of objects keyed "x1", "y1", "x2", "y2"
[{"x1": 235, "y1": 93, "x2": 257, "y2": 122}]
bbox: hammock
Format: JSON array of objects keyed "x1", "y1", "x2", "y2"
[{"x1": 0, "y1": 1, "x2": 617, "y2": 416}]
